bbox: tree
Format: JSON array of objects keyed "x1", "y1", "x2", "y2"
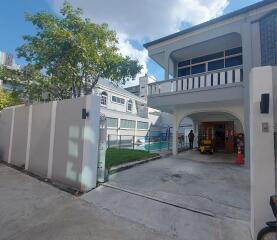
[
  {"x1": 14, "y1": 1, "x2": 142, "y2": 100},
  {"x1": 0, "y1": 89, "x2": 20, "y2": 111},
  {"x1": 0, "y1": 64, "x2": 50, "y2": 101}
]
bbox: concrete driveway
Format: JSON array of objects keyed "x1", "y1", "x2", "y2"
[
  {"x1": 109, "y1": 151, "x2": 250, "y2": 220},
  {"x1": 83, "y1": 151, "x2": 251, "y2": 240},
  {"x1": 0, "y1": 163, "x2": 171, "y2": 240}
]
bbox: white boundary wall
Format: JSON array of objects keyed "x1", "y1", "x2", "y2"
[
  {"x1": 0, "y1": 94, "x2": 100, "y2": 192},
  {"x1": 250, "y1": 66, "x2": 276, "y2": 239}
]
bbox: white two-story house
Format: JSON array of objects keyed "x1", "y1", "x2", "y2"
[
  {"x1": 144, "y1": 0, "x2": 277, "y2": 164},
  {"x1": 97, "y1": 78, "x2": 174, "y2": 142}
]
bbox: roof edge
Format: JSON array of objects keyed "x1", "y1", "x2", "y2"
[{"x1": 143, "y1": 0, "x2": 276, "y2": 48}]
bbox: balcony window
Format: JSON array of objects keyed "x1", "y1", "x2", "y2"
[
  {"x1": 225, "y1": 47, "x2": 242, "y2": 56},
  {"x1": 178, "y1": 60, "x2": 190, "y2": 68},
  {"x1": 178, "y1": 67, "x2": 190, "y2": 77},
  {"x1": 177, "y1": 47, "x2": 243, "y2": 77},
  {"x1": 208, "y1": 59, "x2": 224, "y2": 71},
  {"x1": 225, "y1": 55, "x2": 243, "y2": 68},
  {"x1": 191, "y1": 52, "x2": 224, "y2": 64},
  {"x1": 191, "y1": 64, "x2": 205, "y2": 74}
]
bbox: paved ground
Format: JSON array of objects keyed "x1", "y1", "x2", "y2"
[
  {"x1": 1, "y1": 151, "x2": 252, "y2": 240},
  {"x1": 0, "y1": 163, "x2": 172, "y2": 240},
  {"x1": 82, "y1": 151, "x2": 252, "y2": 240}
]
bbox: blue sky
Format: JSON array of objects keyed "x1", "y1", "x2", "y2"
[{"x1": 0, "y1": 0, "x2": 261, "y2": 83}]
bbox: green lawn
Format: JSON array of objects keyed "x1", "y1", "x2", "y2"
[{"x1": 105, "y1": 148, "x2": 159, "y2": 169}]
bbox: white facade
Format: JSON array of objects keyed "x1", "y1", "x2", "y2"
[{"x1": 96, "y1": 78, "x2": 173, "y2": 139}]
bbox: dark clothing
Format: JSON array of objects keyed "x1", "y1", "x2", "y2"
[
  {"x1": 189, "y1": 140, "x2": 194, "y2": 149},
  {"x1": 188, "y1": 132, "x2": 195, "y2": 149}
]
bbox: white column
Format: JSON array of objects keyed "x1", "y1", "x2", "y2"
[
  {"x1": 25, "y1": 106, "x2": 33, "y2": 170},
  {"x1": 81, "y1": 94, "x2": 100, "y2": 191},
  {"x1": 172, "y1": 113, "x2": 178, "y2": 155},
  {"x1": 249, "y1": 66, "x2": 276, "y2": 239},
  {"x1": 8, "y1": 107, "x2": 15, "y2": 164},
  {"x1": 47, "y1": 101, "x2": 57, "y2": 179}
]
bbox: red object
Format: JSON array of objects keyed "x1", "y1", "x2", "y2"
[{"x1": 235, "y1": 144, "x2": 244, "y2": 165}]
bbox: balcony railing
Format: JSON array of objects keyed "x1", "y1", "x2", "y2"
[{"x1": 148, "y1": 66, "x2": 243, "y2": 96}]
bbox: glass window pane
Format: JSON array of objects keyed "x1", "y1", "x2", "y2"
[
  {"x1": 107, "y1": 118, "x2": 118, "y2": 128},
  {"x1": 225, "y1": 55, "x2": 243, "y2": 68},
  {"x1": 127, "y1": 100, "x2": 132, "y2": 111},
  {"x1": 191, "y1": 64, "x2": 206, "y2": 74},
  {"x1": 178, "y1": 60, "x2": 190, "y2": 68},
  {"x1": 137, "y1": 121, "x2": 149, "y2": 130},
  {"x1": 112, "y1": 95, "x2": 125, "y2": 105},
  {"x1": 178, "y1": 67, "x2": 191, "y2": 77},
  {"x1": 208, "y1": 59, "x2": 224, "y2": 71},
  {"x1": 192, "y1": 52, "x2": 224, "y2": 64},
  {"x1": 120, "y1": 119, "x2": 135, "y2": 129},
  {"x1": 225, "y1": 47, "x2": 242, "y2": 56}
]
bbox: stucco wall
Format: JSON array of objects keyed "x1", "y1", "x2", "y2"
[
  {"x1": 249, "y1": 66, "x2": 276, "y2": 239},
  {"x1": 28, "y1": 103, "x2": 52, "y2": 177},
  {"x1": 10, "y1": 106, "x2": 29, "y2": 167},
  {"x1": 0, "y1": 107, "x2": 13, "y2": 161},
  {"x1": 51, "y1": 97, "x2": 85, "y2": 189},
  {"x1": 0, "y1": 94, "x2": 101, "y2": 192}
]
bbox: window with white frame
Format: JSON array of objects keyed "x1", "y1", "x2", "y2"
[
  {"x1": 127, "y1": 100, "x2": 132, "y2": 112},
  {"x1": 177, "y1": 47, "x2": 243, "y2": 77},
  {"x1": 120, "y1": 119, "x2": 136, "y2": 129},
  {"x1": 101, "y1": 92, "x2": 108, "y2": 105},
  {"x1": 106, "y1": 117, "x2": 118, "y2": 128},
  {"x1": 111, "y1": 95, "x2": 125, "y2": 105},
  {"x1": 137, "y1": 121, "x2": 149, "y2": 130}
]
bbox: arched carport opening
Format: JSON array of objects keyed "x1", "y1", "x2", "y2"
[{"x1": 176, "y1": 111, "x2": 244, "y2": 157}]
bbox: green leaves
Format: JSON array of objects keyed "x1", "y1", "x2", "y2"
[
  {"x1": 14, "y1": 1, "x2": 142, "y2": 101},
  {"x1": 0, "y1": 90, "x2": 20, "y2": 111}
]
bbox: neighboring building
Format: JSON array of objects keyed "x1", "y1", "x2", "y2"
[
  {"x1": 143, "y1": 0, "x2": 277, "y2": 160},
  {"x1": 0, "y1": 51, "x2": 20, "y2": 91},
  {"x1": 96, "y1": 78, "x2": 174, "y2": 141}
]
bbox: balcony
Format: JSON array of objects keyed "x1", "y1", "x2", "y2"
[
  {"x1": 148, "y1": 66, "x2": 243, "y2": 95},
  {"x1": 147, "y1": 66, "x2": 244, "y2": 112}
]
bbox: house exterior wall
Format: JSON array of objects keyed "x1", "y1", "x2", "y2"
[
  {"x1": 249, "y1": 66, "x2": 276, "y2": 239},
  {"x1": 146, "y1": 1, "x2": 277, "y2": 165}
]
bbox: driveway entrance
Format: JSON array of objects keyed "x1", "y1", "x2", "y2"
[
  {"x1": 107, "y1": 151, "x2": 250, "y2": 221},
  {"x1": 83, "y1": 151, "x2": 251, "y2": 240}
]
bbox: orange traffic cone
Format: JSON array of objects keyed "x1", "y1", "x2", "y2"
[{"x1": 235, "y1": 144, "x2": 244, "y2": 165}]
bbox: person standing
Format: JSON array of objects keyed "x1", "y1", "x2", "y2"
[{"x1": 188, "y1": 130, "x2": 195, "y2": 149}]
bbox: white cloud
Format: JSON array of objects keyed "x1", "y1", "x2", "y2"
[
  {"x1": 117, "y1": 33, "x2": 149, "y2": 87},
  {"x1": 51, "y1": 0, "x2": 229, "y2": 86}
]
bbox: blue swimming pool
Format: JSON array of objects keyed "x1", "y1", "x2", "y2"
[{"x1": 136, "y1": 141, "x2": 172, "y2": 152}]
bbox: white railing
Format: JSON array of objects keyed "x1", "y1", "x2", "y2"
[{"x1": 148, "y1": 66, "x2": 243, "y2": 96}]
